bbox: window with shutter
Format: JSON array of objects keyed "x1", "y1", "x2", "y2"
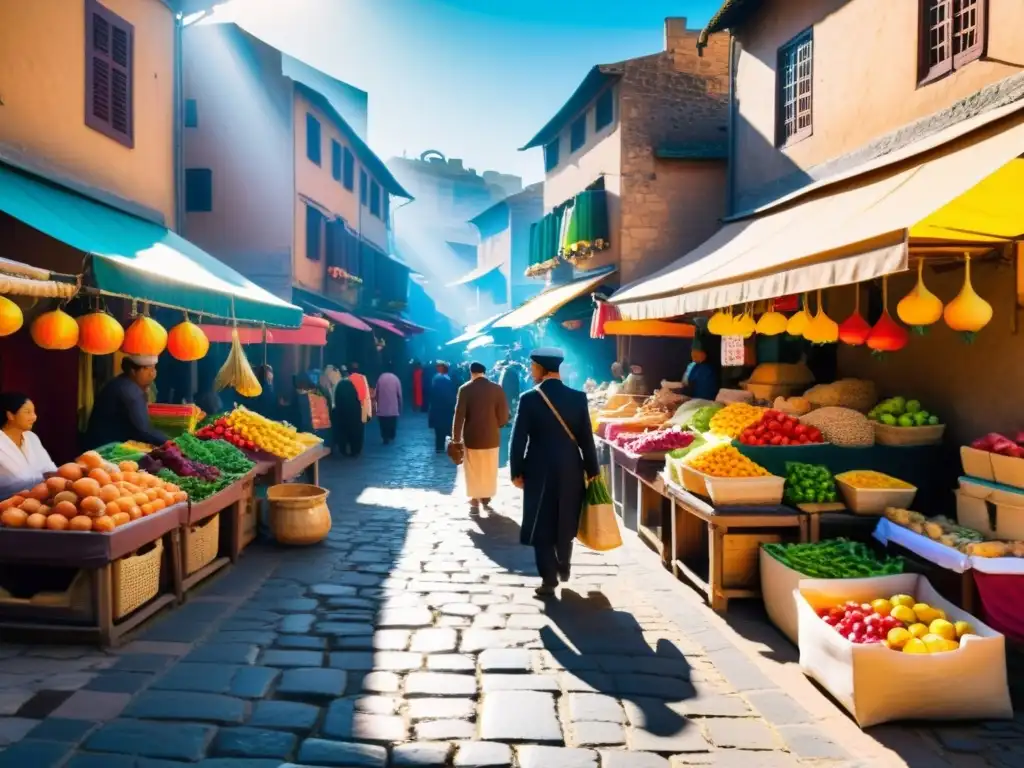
[
  {"x1": 343, "y1": 148, "x2": 355, "y2": 191},
  {"x1": 359, "y1": 170, "x2": 369, "y2": 206},
  {"x1": 776, "y1": 29, "x2": 814, "y2": 147},
  {"x1": 306, "y1": 204, "x2": 324, "y2": 261},
  {"x1": 85, "y1": 0, "x2": 134, "y2": 147},
  {"x1": 543, "y1": 139, "x2": 559, "y2": 172},
  {"x1": 570, "y1": 116, "x2": 586, "y2": 153},
  {"x1": 383, "y1": 192, "x2": 390, "y2": 227},
  {"x1": 370, "y1": 180, "x2": 381, "y2": 217},
  {"x1": 306, "y1": 113, "x2": 322, "y2": 165},
  {"x1": 594, "y1": 89, "x2": 614, "y2": 132},
  {"x1": 184, "y1": 98, "x2": 198, "y2": 128},
  {"x1": 918, "y1": 0, "x2": 986, "y2": 85},
  {"x1": 185, "y1": 169, "x2": 212, "y2": 212},
  {"x1": 331, "y1": 140, "x2": 342, "y2": 181}
]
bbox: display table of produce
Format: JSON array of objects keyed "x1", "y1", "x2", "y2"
[
  {"x1": 665, "y1": 481, "x2": 809, "y2": 612},
  {"x1": 0, "y1": 503, "x2": 184, "y2": 646}
]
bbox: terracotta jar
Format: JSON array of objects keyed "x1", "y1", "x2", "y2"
[{"x1": 267, "y1": 484, "x2": 331, "y2": 545}]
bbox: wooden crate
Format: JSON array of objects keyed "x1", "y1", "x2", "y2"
[
  {"x1": 240, "y1": 496, "x2": 259, "y2": 549},
  {"x1": 723, "y1": 533, "x2": 782, "y2": 589}
]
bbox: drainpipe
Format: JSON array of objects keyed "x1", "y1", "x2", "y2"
[
  {"x1": 173, "y1": 9, "x2": 185, "y2": 233},
  {"x1": 725, "y1": 34, "x2": 738, "y2": 218}
]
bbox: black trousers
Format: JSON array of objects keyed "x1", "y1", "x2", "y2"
[
  {"x1": 336, "y1": 421, "x2": 364, "y2": 456},
  {"x1": 534, "y1": 539, "x2": 573, "y2": 586},
  {"x1": 434, "y1": 427, "x2": 450, "y2": 453},
  {"x1": 379, "y1": 416, "x2": 398, "y2": 443}
]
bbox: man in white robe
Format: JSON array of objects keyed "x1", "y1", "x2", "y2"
[{"x1": 451, "y1": 362, "x2": 510, "y2": 513}]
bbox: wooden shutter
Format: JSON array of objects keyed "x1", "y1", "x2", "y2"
[
  {"x1": 85, "y1": 0, "x2": 133, "y2": 147},
  {"x1": 919, "y1": 0, "x2": 955, "y2": 83},
  {"x1": 952, "y1": 0, "x2": 986, "y2": 69},
  {"x1": 306, "y1": 205, "x2": 323, "y2": 261}
]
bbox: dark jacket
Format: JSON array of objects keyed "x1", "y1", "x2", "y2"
[
  {"x1": 428, "y1": 374, "x2": 458, "y2": 431},
  {"x1": 452, "y1": 377, "x2": 510, "y2": 450},
  {"x1": 86, "y1": 375, "x2": 168, "y2": 449},
  {"x1": 509, "y1": 378, "x2": 599, "y2": 548},
  {"x1": 332, "y1": 379, "x2": 362, "y2": 426},
  {"x1": 499, "y1": 365, "x2": 522, "y2": 408}
]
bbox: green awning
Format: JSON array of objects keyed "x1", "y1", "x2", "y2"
[
  {"x1": 0, "y1": 163, "x2": 302, "y2": 327},
  {"x1": 526, "y1": 209, "x2": 563, "y2": 276},
  {"x1": 561, "y1": 189, "x2": 609, "y2": 267}
]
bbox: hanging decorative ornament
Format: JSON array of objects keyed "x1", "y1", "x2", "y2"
[
  {"x1": 31, "y1": 307, "x2": 79, "y2": 350},
  {"x1": 838, "y1": 283, "x2": 871, "y2": 345},
  {"x1": 755, "y1": 299, "x2": 788, "y2": 336},
  {"x1": 77, "y1": 311, "x2": 124, "y2": 355},
  {"x1": 0, "y1": 296, "x2": 23, "y2": 337},
  {"x1": 804, "y1": 289, "x2": 839, "y2": 344},
  {"x1": 167, "y1": 316, "x2": 210, "y2": 361},
  {"x1": 942, "y1": 254, "x2": 992, "y2": 343},
  {"x1": 122, "y1": 313, "x2": 168, "y2": 356},
  {"x1": 897, "y1": 259, "x2": 944, "y2": 334},
  {"x1": 866, "y1": 275, "x2": 909, "y2": 355},
  {"x1": 786, "y1": 294, "x2": 811, "y2": 337},
  {"x1": 707, "y1": 307, "x2": 732, "y2": 335},
  {"x1": 735, "y1": 305, "x2": 756, "y2": 338}
]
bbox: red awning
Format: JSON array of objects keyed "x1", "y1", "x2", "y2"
[
  {"x1": 200, "y1": 315, "x2": 328, "y2": 346},
  {"x1": 362, "y1": 317, "x2": 405, "y2": 337},
  {"x1": 320, "y1": 309, "x2": 373, "y2": 332}
]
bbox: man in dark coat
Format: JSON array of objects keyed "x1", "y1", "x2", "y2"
[
  {"x1": 498, "y1": 359, "x2": 522, "y2": 423},
  {"x1": 509, "y1": 347, "x2": 599, "y2": 597},
  {"x1": 332, "y1": 367, "x2": 364, "y2": 457},
  {"x1": 428, "y1": 362, "x2": 458, "y2": 454},
  {"x1": 86, "y1": 355, "x2": 169, "y2": 448}
]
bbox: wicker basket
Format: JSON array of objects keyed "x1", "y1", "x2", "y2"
[
  {"x1": 186, "y1": 513, "x2": 220, "y2": 575},
  {"x1": 873, "y1": 422, "x2": 946, "y2": 447},
  {"x1": 113, "y1": 538, "x2": 163, "y2": 620}
]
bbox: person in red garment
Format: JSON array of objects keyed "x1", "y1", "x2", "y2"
[{"x1": 411, "y1": 360, "x2": 424, "y2": 412}]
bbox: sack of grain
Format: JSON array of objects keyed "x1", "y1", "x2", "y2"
[
  {"x1": 800, "y1": 407, "x2": 875, "y2": 447},
  {"x1": 803, "y1": 379, "x2": 878, "y2": 414}
]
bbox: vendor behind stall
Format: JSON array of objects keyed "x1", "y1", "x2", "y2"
[
  {"x1": 85, "y1": 355, "x2": 169, "y2": 449},
  {"x1": 0, "y1": 393, "x2": 57, "y2": 497},
  {"x1": 682, "y1": 338, "x2": 719, "y2": 401}
]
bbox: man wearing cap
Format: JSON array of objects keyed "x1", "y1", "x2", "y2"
[
  {"x1": 85, "y1": 355, "x2": 169, "y2": 449},
  {"x1": 509, "y1": 347, "x2": 600, "y2": 597}
]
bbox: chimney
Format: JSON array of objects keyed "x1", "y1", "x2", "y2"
[{"x1": 664, "y1": 17, "x2": 693, "y2": 52}]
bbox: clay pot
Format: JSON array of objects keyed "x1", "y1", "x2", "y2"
[{"x1": 267, "y1": 483, "x2": 331, "y2": 545}]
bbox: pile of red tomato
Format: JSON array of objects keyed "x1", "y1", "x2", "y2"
[{"x1": 738, "y1": 410, "x2": 824, "y2": 447}]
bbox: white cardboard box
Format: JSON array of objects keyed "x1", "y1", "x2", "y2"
[
  {"x1": 760, "y1": 549, "x2": 908, "y2": 645},
  {"x1": 796, "y1": 573, "x2": 1012, "y2": 727},
  {"x1": 955, "y1": 488, "x2": 1024, "y2": 541}
]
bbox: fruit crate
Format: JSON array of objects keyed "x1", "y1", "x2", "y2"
[{"x1": 836, "y1": 479, "x2": 917, "y2": 515}]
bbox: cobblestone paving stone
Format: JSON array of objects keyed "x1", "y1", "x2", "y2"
[{"x1": 0, "y1": 415, "x2": 1021, "y2": 767}]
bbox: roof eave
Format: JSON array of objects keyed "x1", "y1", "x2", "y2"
[
  {"x1": 518, "y1": 66, "x2": 621, "y2": 151},
  {"x1": 698, "y1": 0, "x2": 762, "y2": 48}
]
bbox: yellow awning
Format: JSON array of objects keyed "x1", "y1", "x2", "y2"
[
  {"x1": 493, "y1": 269, "x2": 616, "y2": 329},
  {"x1": 602, "y1": 320, "x2": 695, "y2": 337},
  {"x1": 612, "y1": 103, "x2": 1024, "y2": 320}
]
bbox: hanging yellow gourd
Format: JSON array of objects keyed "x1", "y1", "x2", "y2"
[
  {"x1": 897, "y1": 259, "x2": 943, "y2": 334},
  {"x1": 755, "y1": 300, "x2": 788, "y2": 336},
  {"x1": 707, "y1": 307, "x2": 732, "y2": 335},
  {"x1": 943, "y1": 255, "x2": 992, "y2": 343},
  {"x1": 735, "y1": 306, "x2": 756, "y2": 338},
  {"x1": 803, "y1": 289, "x2": 839, "y2": 344},
  {"x1": 0, "y1": 296, "x2": 23, "y2": 337},
  {"x1": 786, "y1": 294, "x2": 811, "y2": 337}
]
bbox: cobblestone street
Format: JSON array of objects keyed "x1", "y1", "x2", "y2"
[{"x1": 0, "y1": 415, "x2": 1020, "y2": 767}]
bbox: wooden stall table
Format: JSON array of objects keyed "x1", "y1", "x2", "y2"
[
  {"x1": 0, "y1": 504, "x2": 185, "y2": 646},
  {"x1": 251, "y1": 444, "x2": 331, "y2": 487},
  {"x1": 606, "y1": 444, "x2": 672, "y2": 563},
  {"x1": 179, "y1": 470, "x2": 257, "y2": 594},
  {"x1": 666, "y1": 482, "x2": 809, "y2": 613}
]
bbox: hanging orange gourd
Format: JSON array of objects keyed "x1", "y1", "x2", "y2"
[
  {"x1": 866, "y1": 276, "x2": 909, "y2": 354},
  {"x1": 755, "y1": 299, "x2": 788, "y2": 336},
  {"x1": 897, "y1": 259, "x2": 943, "y2": 334},
  {"x1": 943, "y1": 254, "x2": 992, "y2": 343},
  {"x1": 838, "y1": 284, "x2": 871, "y2": 346},
  {"x1": 786, "y1": 294, "x2": 811, "y2": 337},
  {"x1": 122, "y1": 314, "x2": 167, "y2": 356},
  {"x1": 31, "y1": 307, "x2": 79, "y2": 350},
  {"x1": 804, "y1": 289, "x2": 839, "y2": 344},
  {"x1": 0, "y1": 296, "x2": 23, "y2": 337},
  {"x1": 167, "y1": 317, "x2": 210, "y2": 361},
  {"x1": 77, "y1": 312, "x2": 124, "y2": 355}
]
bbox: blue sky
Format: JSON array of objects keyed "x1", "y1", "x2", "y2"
[{"x1": 214, "y1": 0, "x2": 721, "y2": 184}]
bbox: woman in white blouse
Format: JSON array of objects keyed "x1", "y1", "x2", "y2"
[{"x1": 0, "y1": 393, "x2": 57, "y2": 498}]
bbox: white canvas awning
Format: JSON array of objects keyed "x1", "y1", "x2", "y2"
[{"x1": 611, "y1": 100, "x2": 1024, "y2": 320}]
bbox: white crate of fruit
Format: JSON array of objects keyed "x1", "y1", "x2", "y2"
[{"x1": 796, "y1": 573, "x2": 1011, "y2": 727}]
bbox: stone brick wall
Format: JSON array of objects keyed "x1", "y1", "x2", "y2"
[{"x1": 617, "y1": 22, "x2": 730, "y2": 285}]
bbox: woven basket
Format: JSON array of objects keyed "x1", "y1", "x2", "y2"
[
  {"x1": 873, "y1": 422, "x2": 946, "y2": 447},
  {"x1": 186, "y1": 513, "x2": 220, "y2": 575},
  {"x1": 113, "y1": 538, "x2": 163, "y2": 620}
]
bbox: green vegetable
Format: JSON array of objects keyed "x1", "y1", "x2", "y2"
[
  {"x1": 669, "y1": 433, "x2": 706, "y2": 460},
  {"x1": 688, "y1": 405, "x2": 723, "y2": 433},
  {"x1": 175, "y1": 433, "x2": 254, "y2": 475},
  {"x1": 783, "y1": 462, "x2": 837, "y2": 506},
  {"x1": 586, "y1": 478, "x2": 613, "y2": 506},
  {"x1": 96, "y1": 443, "x2": 146, "y2": 464},
  {"x1": 157, "y1": 468, "x2": 234, "y2": 502},
  {"x1": 763, "y1": 538, "x2": 904, "y2": 579}
]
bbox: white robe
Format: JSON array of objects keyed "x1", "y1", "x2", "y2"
[
  {"x1": 0, "y1": 430, "x2": 57, "y2": 498},
  {"x1": 463, "y1": 447, "x2": 499, "y2": 500}
]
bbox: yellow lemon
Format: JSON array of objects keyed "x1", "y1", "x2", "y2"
[
  {"x1": 954, "y1": 620, "x2": 975, "y2": 639},
  {"x1": 886, "y1": 627, "x2": 912, "y2": 650},
  {"x1": 922, "y1": 633, "x2": 950, "y2": 653},
  {"x1": 871, "y1": 599, "x2": 893, "y2": 617},
  {"x1": 890, "y1": 605, "x2": 916, "y2": 625},
  {"x1": 902, "y1": 638, "x2": 929, "y2": 654},
  {"x1": 913, "y1": 603, "x2": 941, "y2": 624},
  {"x1": 890, "y1": 594, "x2": 915, "y2": 608},
  {"x1": 929, "y1": 619, "x2": 956, "y2": 642},
  {"x1": 944, "y1": 639, "x2": 960, "y2": 651},
  {"x1": 908, "y1": 623, "x2": 929, "y2": 639}
]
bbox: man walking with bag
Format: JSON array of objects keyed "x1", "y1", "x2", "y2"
[
  {"x1": 509, "y1": 347, "x2": 599, "y2": 597},
  {"x1": 450, "y1": 362, "x2": 509, "y2": 514}
]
